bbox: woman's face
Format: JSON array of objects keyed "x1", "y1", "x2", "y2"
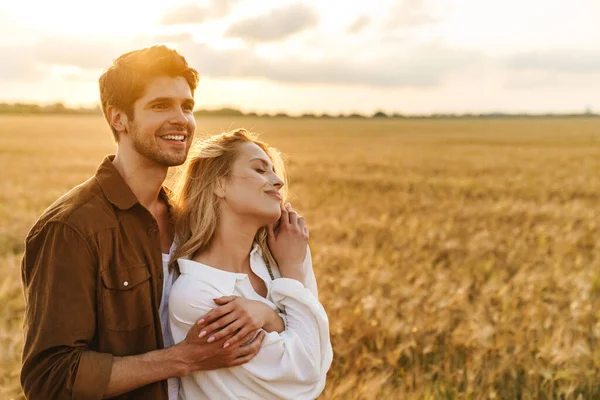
[{"x1": 220, "y1": 142, "x2": 284, "y2": 225}]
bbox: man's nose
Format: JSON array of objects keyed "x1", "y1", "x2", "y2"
[{"x1": 170, "y1": 107, "x2": 188, "y2": 125}]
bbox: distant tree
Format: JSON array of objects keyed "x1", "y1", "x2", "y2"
[
  {"x1": 274, "y1": 112, "x2": 289, "y2": 118},
  {"x1": 348, "y1": 113, "x2": 366, "y2": 118},
  {"x1": 194, "y1": 108, "x2": 244, "y2": 117},
  {"x1": 373, "y1": 111, "x2": 388, "y2": 118},
  {"x1": 215, "y1": 107, "x2": 244, "y2": 116},
  {"x1": 45, "y1": 102, "x2": 67, "y2": 113},
  {"x1": 301, "y1": 113, "x2": 316, "y2": 118}
]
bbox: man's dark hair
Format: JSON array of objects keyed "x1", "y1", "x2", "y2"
[{"x1": 99, "y1": 45, "x2": 200, "y2": 142}]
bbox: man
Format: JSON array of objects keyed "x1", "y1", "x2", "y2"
[{"x1": 20, "y1": 45, "x2": 298, "y2": 399}]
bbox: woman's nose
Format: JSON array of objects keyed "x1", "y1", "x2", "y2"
[{"x1": 272, "y1": 174, "x2": 284, "y2": 189}]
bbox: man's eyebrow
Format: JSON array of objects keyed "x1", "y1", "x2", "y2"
[
  {"x1": 146, "y1": 97, "x2": 172, "y2": 104},
  {"x1": 146, "y1": 97, "x2": 195, "y2": 105}
]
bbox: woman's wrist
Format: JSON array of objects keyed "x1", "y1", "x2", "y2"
[
  {"x1": 278, "y1": 264, "x2": 305, "y2": 284},
  {"x1": 262, "y1": 307, "x2": 285, "y2": 333}
]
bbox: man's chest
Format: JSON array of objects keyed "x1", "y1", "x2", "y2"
[{"x1": 93, "y1": 212, "x2": 166, "y2": 355}]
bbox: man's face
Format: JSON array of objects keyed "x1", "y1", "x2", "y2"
[{"x1": 125, "y1": 75, "x2": 196, "y2": 167}]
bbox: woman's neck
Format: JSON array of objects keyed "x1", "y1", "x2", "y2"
[{"x1": 192, "y1": 211, "x2": 259, "y2": 273}]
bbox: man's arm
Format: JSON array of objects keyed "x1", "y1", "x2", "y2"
[
  {"x1": 103, "y1": 325, "x2": 265, "y2": 398},
  {"x1": 21, "y1": 221, "x2": 113, "y2": 399}
]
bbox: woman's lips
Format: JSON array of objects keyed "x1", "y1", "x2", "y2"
[{"x1": 265, "y1": 190, "x2": 282, "y2": 201}]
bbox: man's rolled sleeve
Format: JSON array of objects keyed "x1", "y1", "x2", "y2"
[
  {"x1": 21, "y1": 221, "x2": 112, "y2": 400},
  {"x1": 73, "y1": 351, "x2": 114, "y2": 399}
]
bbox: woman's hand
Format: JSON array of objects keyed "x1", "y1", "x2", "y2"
[
  {"x1": 198, "y1": 296, "x2": 285, "y2": 349},
  {"x1": 267, "y1": 203, "x2": 309, "y2": 283}
]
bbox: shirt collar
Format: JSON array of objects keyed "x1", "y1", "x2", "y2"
[
  {"x1": 177, "y1": 243, "x2": 269, "y2": 293},
  {"x1": 95, "y1": 155, "x2": 173, "y2": 211},
  {"x1": 177, "y1": 258, "x2": 245, "y2": 294},
  {"x1": 250, "y1": 242, "x2": 262, "y2": 256},
  {"x1": 249, "y1": 243, "x2": 274, "y2": 283}
]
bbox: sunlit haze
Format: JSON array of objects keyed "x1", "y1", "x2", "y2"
[{"x1": 1, "y1": 0, "x2": 599, "y2": 115}]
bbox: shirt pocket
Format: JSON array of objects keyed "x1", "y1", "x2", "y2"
[{"x1": 101, "y1": 264, "x2": 154, "y2": 331}]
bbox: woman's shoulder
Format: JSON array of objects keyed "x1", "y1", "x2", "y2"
[{"x1": 174, "y1": 258, "x2": 242, "y2": 295}]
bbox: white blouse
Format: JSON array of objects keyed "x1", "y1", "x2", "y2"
[{"x1": 169, "y1": 245, "x2": 333, "y2": 400}]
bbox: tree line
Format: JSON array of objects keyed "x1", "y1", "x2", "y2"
[{"x1": 0, "y1": 102, "x2": 597, "y2": 119}]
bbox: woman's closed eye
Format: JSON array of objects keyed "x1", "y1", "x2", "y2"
[{"x1": 255, "y1": 168, "x2": 266, "y2": 174}]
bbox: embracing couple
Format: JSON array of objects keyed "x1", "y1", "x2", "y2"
[{"x1": 20, "y1": 45, "x2": 333, "y2": 399}]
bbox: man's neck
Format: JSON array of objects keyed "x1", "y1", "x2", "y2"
[{"x1": 112, "y1": 150, "x2": 168, "y2": 213}]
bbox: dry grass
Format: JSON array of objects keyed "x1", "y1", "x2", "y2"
[{"x1": 1, "y1": 115, "x2": 600, "y2": 399}]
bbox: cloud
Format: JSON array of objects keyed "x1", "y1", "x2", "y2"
[
  {"x1": 34, "y1": 38, "x2": 131, "y2": 70},
  {"x1": 161, "y1": 0, "x2": 238, "y2": 25},
  {"x1": 151, "y1": 32, "x2": 195, "y2": 44},
  {"x1": 180, "y1": 42, "x2": 478, "y2": 87},
  {"x1": 347, "y1": 16, "x2": 370, "y2": 34},
  {"x1": 0, "y1": 46, "x2": 43, "y2": 81},
  {"x1": 386, "y1": 0, "x2": 438, "y2": 31},
  {"x1": 224, "y1": 3, "x2": 319, "y2": 42},
  {"x1": 31, "y1": 34, "x2": 174, "y2": 71},
  {"x1": 506, "y1": 50, "x2": 600, "y2": 73},
  {"x1": 504, "y1": 71, "x2": 561, "y2": 90},
  {"x1": 11, "y1": 29, "x2": 478, "y2": 89}
]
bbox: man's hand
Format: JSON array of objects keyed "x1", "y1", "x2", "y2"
[
  {"x1": 174, "y1": 318, "x2": 266, "y2": 376},
  {"x1": 199, "y1": 296, "x2": 285, "y2": 348},
  {"x1": 267, "y1": 203, "x2": 309, "y2": 283}
]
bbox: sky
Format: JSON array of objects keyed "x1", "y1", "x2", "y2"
[{"x1": 1, "y1": 0, "x2": 599, "y2": 115}]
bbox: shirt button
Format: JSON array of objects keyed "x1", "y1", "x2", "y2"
[{"x1": 123, "y1": 281, "x2": 129, "y2": 287}]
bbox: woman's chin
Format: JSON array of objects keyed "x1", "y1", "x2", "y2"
[{"x1": 259, "y1": 209, "x2": 281, "y2": 226}]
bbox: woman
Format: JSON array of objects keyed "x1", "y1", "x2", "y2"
[{"x1": 168, "y1": 129, "x2": 333, "y2": 399}]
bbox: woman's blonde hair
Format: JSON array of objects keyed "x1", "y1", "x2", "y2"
[{"x1": 170, "y1": 128, "x2": 288, "y2": 271}]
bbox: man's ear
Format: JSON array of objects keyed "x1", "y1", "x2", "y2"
[
  {"x1": 214, "y1": 179, "x2": 226, "y2": 198},
  {"x1": 107, "y1": 106, "x2": 129, "y2": 135}
]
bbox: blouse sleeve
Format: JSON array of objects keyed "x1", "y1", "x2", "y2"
[
  {"x1": 238, "y1": 250, "x2": 333, "y2": 400},
  {"x1": 302, "y1": 245, "x2": 319, "y2": 299}
]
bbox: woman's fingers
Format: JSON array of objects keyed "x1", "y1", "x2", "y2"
[
  {"x1": 267, "y1": 223, "x2": 276, "y2": 238},
  {"x1": 209, "y1": 318, "x2": 244, "y2": 344},
  {"x1": 223, "y1": 325, "x2": 252, "y2": 349},
  {"x1": 298, "y1": 216, "x2": 306, "y2": 230},
  {"x1": 280, "y1": 203, "x2": 290, "y2": 226},
  {"x1": 213, "y1": 295, "x2": 238, "y2": 306},
  {"x1": 288, "y1": 208, "x2": 298, "y2": 226},
  {"x1": 201, "y1": 309, "x2": 238, "y2": 339},
  {"x1": 201, "y1": 301, "x2": 235, "y2": 325}
]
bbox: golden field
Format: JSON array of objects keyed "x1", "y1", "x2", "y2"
[{"x1": 1, "y1": 115, "x2": 600, "y2": 399}]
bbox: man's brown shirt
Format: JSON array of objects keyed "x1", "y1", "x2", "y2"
[{"x1": 21, "y1": 156, "x2": 171, "y2": 399}]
